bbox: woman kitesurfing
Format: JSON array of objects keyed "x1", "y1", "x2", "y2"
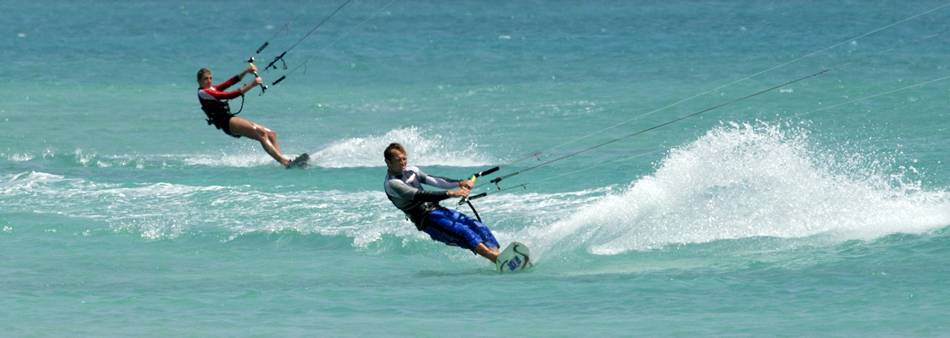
[{"x1": 196, "y1": 64, "x2": 308, "y2": 168}]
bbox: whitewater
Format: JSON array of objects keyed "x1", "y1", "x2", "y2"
[{"x1": 3, "y1": 0, "x2": 949, "y2": 336}]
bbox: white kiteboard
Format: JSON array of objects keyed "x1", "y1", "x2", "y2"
[{"x1": 496, "y1": 241, "x2": 533, "y2": 273}]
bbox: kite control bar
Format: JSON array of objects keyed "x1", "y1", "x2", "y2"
[
  {"x1": 471, "y1": 166, "x2": 500, "y2": 180},
  {"x1": 458, "y1": 166, "x2": 499, "y2": 204},
  {"x1": 247, "y1": 57, "x2": 267, "y2": 95},
  {"x1": 456, "y1": 166, "x2": 499, "y2": 222}
]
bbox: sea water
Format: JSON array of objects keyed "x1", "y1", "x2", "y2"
[{"x1": 2, "y1": 0, "x2": 949, "y2": 336}]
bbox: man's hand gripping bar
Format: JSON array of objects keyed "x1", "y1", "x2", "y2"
[{"x1": 458, "y1": 166, "x2": 499, "y2": 204}]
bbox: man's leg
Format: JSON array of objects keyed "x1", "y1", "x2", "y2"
[
  {"x1": 426, "y1": 209, "x2": 501, "y2": 264},
  {"x1": 467, "y1": 219, "x2": 499, "y2": 250},
  {"x1": 228, "y1": 116, "x2": 290, "y2": 166},
  {"x1": 474, "y1": 243, "x2": 500, "y2": 263},
  {"x1": 460, "y1": 215, "x2": 500, "y2": 262}
]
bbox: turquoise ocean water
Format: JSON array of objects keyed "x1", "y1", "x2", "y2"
[{"x1": 3, "y1": 1, "x2": 950, "y2": 336}]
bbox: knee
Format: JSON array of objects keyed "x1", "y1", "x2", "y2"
[
  {"x1": 257, "y1": 127, "x2": 275, "y2": 139},
  {"x1": 252, "y1": 126, "x2": 269, "y2": 139}
]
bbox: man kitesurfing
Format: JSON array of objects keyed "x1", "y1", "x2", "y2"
[
  {"x1": 382, "y1": 142, "x2": 503, "y2": 263},
  {"x1": 196, "y1": 64, "x2": 308, "y2": 168}
]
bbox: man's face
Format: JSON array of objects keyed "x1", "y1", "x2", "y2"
[{"x1": 386, "y1": 149, "x2": 407, "y2": 173}]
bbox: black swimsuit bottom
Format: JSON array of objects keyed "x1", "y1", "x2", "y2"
[{"x1": 208, "y1": 112, "x2": 239, "y2": 138}]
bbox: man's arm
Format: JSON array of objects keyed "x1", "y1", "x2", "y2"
[
  {"x1": 387, "y1": 179, "x2": 465, "y2": 204},
  {"x1": 388, "y1": 179, "x2": 449, "y2": 202},
  {"x1": 414, "y1": 167, "x2": 462, "y2": 190}
]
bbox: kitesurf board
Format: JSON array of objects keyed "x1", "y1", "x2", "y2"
[
  {"x1": 287, "y1": 153, "x2": 310, "y2": 169},
  {"x1": 496, "y1": 241, "x2": 532, "y2": 273}
]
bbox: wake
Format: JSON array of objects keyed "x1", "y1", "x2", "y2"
[{"x1": 523, "y1": 121, "x2": 950, "y2": 258}]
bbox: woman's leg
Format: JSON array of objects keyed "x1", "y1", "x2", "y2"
[{"x1": 228, "y1": 116, "x2": 289, "y2": 166}]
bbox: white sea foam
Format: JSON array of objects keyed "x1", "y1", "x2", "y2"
[
  {"x1": 527, "y1": 121, "x2": 950, "y2": 257},
  {"x1": 5, "y1": 122, "x2": 946, "y2": 256},
  {"x1": 0, "y1": 171, "x2": 410, "y2": 242},
  {"x1": 74, "y1": 148, "x2": 94, "y2": 167},
  {"x1": 311, "y1": 126, "x2": 493, "y2": 168},
  {"x1": 0, "y1": 168, "x2": 586, "y2": 250},
  {"x1": 63, "y1": 149, "x2": 152, "y2": 169},
  {"x1": 177, "y1": 127, "x2": 493, "y2": 168},
  {"x1": 8, "y1": 153, "x2": 33, "y2": 162},
  {"x1": 1, "y1": 171, "x2": 66, "y2": 194},
  {"x1": 2, "y1": 127, "x2": 488, "y2": 170},
  {"x1": 182, "y1": 152, "x2": 274, "y2": 168}
]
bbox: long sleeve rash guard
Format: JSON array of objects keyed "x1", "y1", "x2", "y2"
[
  {"x1": 197, "y1": 75, "x2": 243, "y2": 117},
  {"x1": 384, "y1": 166, "x2": 460, "y2": 225}
]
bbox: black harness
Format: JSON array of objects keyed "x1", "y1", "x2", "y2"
[
  {"x1": 200, "y1": 93, "x2": 246, "y2": 127},
  {"x1": 386, "y1": 166, "x2": 500, "y2": 230}
]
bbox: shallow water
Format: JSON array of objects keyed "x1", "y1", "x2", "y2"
[{"x1": 2, "y1": 0, "x2": 949, "y2": 336}]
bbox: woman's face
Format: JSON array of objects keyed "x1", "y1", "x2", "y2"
[{"x1": 198, "y1": 72, "x2": 213, "y2": 88}]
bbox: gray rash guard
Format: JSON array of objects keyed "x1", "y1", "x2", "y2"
[{"x1": 384, "y1": 166, "x2": 460, "y2": 228}]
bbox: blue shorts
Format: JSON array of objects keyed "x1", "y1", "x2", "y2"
[{"x1": 422, "y1": 208, "x2": 499, "y2": 253}]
